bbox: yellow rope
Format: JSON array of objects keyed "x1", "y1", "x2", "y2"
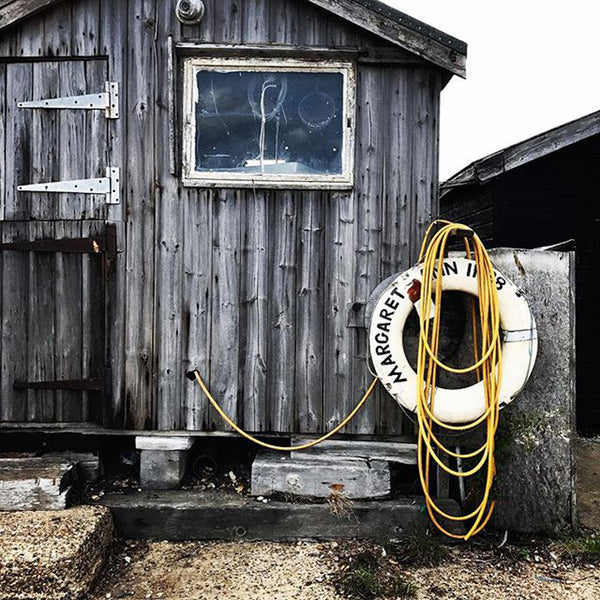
[
  {"x1": 416, "y1": 220, "x2": 501, "y2": 540},
  {"x1": 192, "y1": 370, "x2": 378, "y2": 451}
]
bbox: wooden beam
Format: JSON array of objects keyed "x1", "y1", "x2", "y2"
[
  {"x1": 306, "y1": 0, "x2": 466, "y2": 77},
  {"x1": 102, "y1": 490, "x2": 464, "y2": 540},
  {"x1": 0, "y1": 0, "x2": 68, "y2": 32}
]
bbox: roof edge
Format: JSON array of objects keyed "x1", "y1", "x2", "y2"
[
  {"x1": 0, "y1": 0, "x2": 65, "y2": 32},
  {"x1": 306, "y1": 0, "x2": 467, "y2": 78},
  {"x1": 441, "y1": 109, "x2": 600, "y2": 193}
]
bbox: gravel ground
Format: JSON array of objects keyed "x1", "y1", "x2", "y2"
[
  {"x1": 85, "y1": 538, "x2": 600, "y2": 600},
  {"x1": 0, "y1": 506, "x2": 113, "y2": 600}
]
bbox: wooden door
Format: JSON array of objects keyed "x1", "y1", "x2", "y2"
[{"x1": 0, "y1": 58, "x2": 113, "y2": 425}]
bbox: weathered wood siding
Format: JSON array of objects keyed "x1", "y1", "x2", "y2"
[{"x1": 0, "y1": 0, "x2": 443, "y2": 434}]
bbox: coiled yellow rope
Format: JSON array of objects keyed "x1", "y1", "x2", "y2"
[{"x1": 416, "y1": 220, "x2": 501, "y2": 540}]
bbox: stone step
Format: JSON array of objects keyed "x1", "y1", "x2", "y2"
[
  {"x1": 251, "y1": 451, "x2": 391, "y2": 499},
  {"x1": 0, "y1": 457, "x2": 75, "y2": 511},
  {"x1": 290, "y1": 438, "x2": 418, "y2": 465},
  {"x1": 0, "y1": 506, "x2": 113, "y2": 600},
  {"x1": 101, "y1": 489, "x2": 464, "y2": 541}
]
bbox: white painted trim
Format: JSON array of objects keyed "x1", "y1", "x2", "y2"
[{"x1": 182, "y1": 56, "x2": 356, "y2": 190}]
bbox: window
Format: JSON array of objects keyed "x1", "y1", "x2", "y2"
[{"x1": 182, "y1": 57, "x2": 355, "y2": 188}]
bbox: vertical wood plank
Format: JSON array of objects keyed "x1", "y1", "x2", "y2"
[
  {"x1": 5, "y1": 62, "x2": 33, "y2": 220},
  {"x1": 83, "y1": 58, "x2": 109, "y2": 220},
  {"x1": 0, "y1": 222, "x2": 28, "y2": 422},
  {"x1": 27, "y1": 221, "x2": 56, "y2": 422},
  {"x1": 31, "y1": 61, "x2": 59, "y2": 221},
  {"x1": 322, "y1": 192, "x2": 355, "y2": 433},
  {"x1": 378, "y1": 67, "x2": 414, "y2": 436},
  {"x1": 412, "y1": 68, "x2": 441, "y2": 261},
  {"x1": 42, "y1": 1, "x2": 72, "y2": 56},
  {"x1": 295, "y1": 192, "x2": 325, "y2": 432},
  {"x1": 57, "y1": 59, "x2": 86, "y2": 220},
  {"x1": 209, "y1": 190, "x2": 241, "y2": 430},
  {"x1": 241, "y1": 0, "x2": 269, "y2": 44},
  {"x1": 54, "y1": 220, "x2": 83, "y2": 421},
  {"x1": 351, "y1": 66, "x2": 384, "y2": 434},
  {"x1": 267, "y1": 192, "x2": 297, "y2": 432},
  {"x1": 0, "y1": 63, "x2": 5, "y2": 220},
  {"x1": 100, "y1": 0, "x2": 126, "y2": 223},
  {"x1": 124, "y1": 0, "x2": 157, "y2": 429},
  {"x1": 181, "y1": 190, "x2": 212, "y2": 430},
  {"x1": 155, "y1": 0, "x2": 185, "y2": 430},
  {"x1": 239, "y1": 190, "x2": 269, "y2": 431},
  {"x1": 213, "y1": 0, "x2": 243, "y2": 43},
  {"x1": 100, "y1": 0, "x2": 128, "y2": 426},
  {"x1": 70, "y1": 0, "x2": 100, "y2": 55},
  {"x1": 268, "y1": 0, "x2": 299, "y2": 44}
]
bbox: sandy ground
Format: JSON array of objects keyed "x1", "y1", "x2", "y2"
[{"x1": 85, "y1": 539, "x2": 600, "y2": 600}]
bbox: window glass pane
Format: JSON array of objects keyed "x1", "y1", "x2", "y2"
[{"x1": 194, "y1": 70, "x2": 344, "y2": 175}]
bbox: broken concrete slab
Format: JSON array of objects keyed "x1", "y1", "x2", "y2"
[
  {"x1": 0, "y1": 458, "x2": 75, "y2": 511},
  {"x1": 0, "y1": 505, "x2": 113, "y2": 600},
  {"x1": 290, "y1": 439, "x2": 417, "y2": 464},
  {"x1": 43, "y1": 451, "x2": 101, "y2": 482},
  {"x1": 251, "y1": 451, "x2": 390, "y2": 499},
  {"x1": 101, "y1": 489, "x2": 464, "y2": 541}
]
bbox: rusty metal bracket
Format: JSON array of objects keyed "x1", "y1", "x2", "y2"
[
  {"x1": 0, "y1": 224, "x2": 117, "y2": 260},
  {"x1": 13, "y1": 378, "x2": 104, "y2": 391}
]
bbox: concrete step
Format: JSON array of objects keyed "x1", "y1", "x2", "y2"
[
  {"x1": 251, "y1": 451, "x2": 391, "y2": 499},
  {"x1": 290, "y1": 438, "x2": 418, "y2": 464},
  {"x1": 0, "y1": 457, "x2": 75, "y2": 511},
  {"x1": 0, "y1": 506, "x2": 113, "y2": 600},
  {"x1": 100, "y1": 489, "x2": 464, "y2": 541}
]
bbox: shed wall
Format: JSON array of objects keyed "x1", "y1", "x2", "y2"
[{"x1": 0, "y1": 0, "x2": 442, "y2": 434}]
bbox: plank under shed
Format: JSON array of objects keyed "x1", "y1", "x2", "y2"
[
  {"x1": 291, "y1": 438, "x2": 418, "y2": 464},
  {"x1": 251, "y1": 451, "x2": 390, "y2": 499},
  {"x1": 0, "y1": 457, "x2": 75, "y2": 511},
  {"x1": 102, "y1": 490, "x2": 464, "y2": 541}
]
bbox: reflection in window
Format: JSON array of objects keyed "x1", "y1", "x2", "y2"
[{"x1": 194, "y1": 70, "x2": 344, "y2": 176}]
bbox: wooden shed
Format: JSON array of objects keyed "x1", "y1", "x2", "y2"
[
  {"x1": 0, "y1": 0, "x2": 466, "y2": 438},
  {"x1": 440, "y1": 110, "x2": 600, "y2": 433}
]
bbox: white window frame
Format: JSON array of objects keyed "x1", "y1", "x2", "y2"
[{"x1": 182, "y1": 56, "x2": 356, "y2": 189}]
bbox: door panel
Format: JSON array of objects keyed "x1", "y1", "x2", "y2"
[
  {"x1": 0, "y1": 220, "x2": 108, "y2": 423},
  {"x1": 2, "y1": 59, "x2": 109, "y2": 221}
]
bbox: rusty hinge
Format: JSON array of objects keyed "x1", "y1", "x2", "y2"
[
  {"x1": 13, "y1": 378, "x2": 104, "y2": 392},
  {"x1": 0, "y1": 224, "x2": 117, "y2": 260}
]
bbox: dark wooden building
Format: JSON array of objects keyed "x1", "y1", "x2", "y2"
[
  {"x1": 441, "y1": 110, "x2": 600, "y2": 432},
  {"x1": 0, "y1": 0, "x2": 466, "y2": 437}
]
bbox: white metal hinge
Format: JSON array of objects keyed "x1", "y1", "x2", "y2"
[
  {"x1": 18, "y1": 167, "x2": 120, "y2": 205},
  {"x1": 18, "y1": 82, "x2": 120, "y2": 119}
]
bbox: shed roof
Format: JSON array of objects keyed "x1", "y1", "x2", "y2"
[
  {"x1": 441, "y1": 109, "x2": 600, "y2": 194},
  {"x1": 0, "y1": 0, "x2": 467, "y2": 77}
]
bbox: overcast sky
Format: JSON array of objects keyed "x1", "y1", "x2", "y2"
[{"x1": 383, "y1": 0, "x2": 600, "y2": 180}]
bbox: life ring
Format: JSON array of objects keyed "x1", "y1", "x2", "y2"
[{"x1": 368, "y1": 256, "x2": 537, "y2": 424}]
